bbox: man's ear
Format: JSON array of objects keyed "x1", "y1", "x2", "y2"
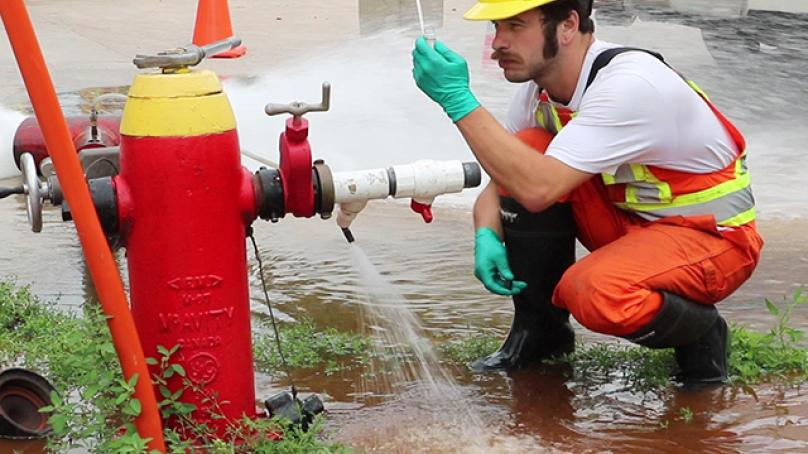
[{"x1": 558, "y1": 10, "x2": 580, "y2": 45}]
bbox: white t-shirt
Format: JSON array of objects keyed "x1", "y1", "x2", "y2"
[{"x1": 505, "y1": 40, "x2": 739, "y2": 175}]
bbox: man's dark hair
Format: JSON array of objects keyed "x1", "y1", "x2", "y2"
[{"x1": 538, "y1": 0, "x2": 595, "y2": 58}]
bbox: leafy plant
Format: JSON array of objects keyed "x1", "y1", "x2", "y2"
[
  {"x1": 729, "y1": 288, "x2": 808, "y2": 384},
  {"x1": 1, "y1": 281, "x2": 144, "y2": 452},
  {"x1": 679, "y1": 406, "x2": 694, "y2": 423}
]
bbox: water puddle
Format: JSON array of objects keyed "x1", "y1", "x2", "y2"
[{"x1": 0, "y1": 439, "x2": 46, "y2": 454}]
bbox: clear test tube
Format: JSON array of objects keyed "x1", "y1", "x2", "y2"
[{"x1": 424, "y1": 27, "x2": 436, "y2": 48}]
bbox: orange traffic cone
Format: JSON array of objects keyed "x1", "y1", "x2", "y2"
[{"x1": 192, "y1": 0, "x2": 247, "y2": 58}]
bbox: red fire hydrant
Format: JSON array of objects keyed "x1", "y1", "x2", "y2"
[
  {"x1": 86, "y1": 66, "x2": 331, "y2": 436},
  {"x1": 113, "y1": 69, "x2": 261, "y2": 434}
]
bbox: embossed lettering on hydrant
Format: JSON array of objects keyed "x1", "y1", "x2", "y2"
[
  {"x1": 158, "y1": 307, "x2": 235, "y2": 333},
  {"x1": 181, "y1": 292, "x2": 212, "y2": 306},
  {"x1": 176, "y1": 335, "x2": 223, "y2": 351},
  {"x1": 167, "y1": 275, "x2": 223, "y2": 291}
]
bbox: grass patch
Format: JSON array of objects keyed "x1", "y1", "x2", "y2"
[
  {"x1": 438, "y1": 333, "x2": 501, "y2": 365},
  {"x1": 560, "y1": 342, "x2": 677, "y2": 392},
  {"x1": 252, "y1": 318, "x2": 371, "y2": 375},
  {"x1": 0, "y1": 280, "x2": 351, "y2": 453},
  {"x1": 440, "y1": 289, "x2": 808, "y2": 390}
]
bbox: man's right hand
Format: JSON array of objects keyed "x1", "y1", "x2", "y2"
[
  {"x1": 474, "y1": 227, "x2": 527, "y2": 296},
  {"x1": 412, "y1": 37, "x2": 480, "y2": 122}
]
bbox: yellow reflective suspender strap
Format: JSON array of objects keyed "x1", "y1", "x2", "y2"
[
  {"x1": 552, "y1": 108, "x2": 564, "y2": 132},
  {"x1": 536, "y1": 108, "x2": 547, "y2": 131},
  {"x1": 534, "y1": 99, "x2": 573, "y2": 135},
  {"x1": 686, "y1": 80, "x2": 711, "y2": 101}
]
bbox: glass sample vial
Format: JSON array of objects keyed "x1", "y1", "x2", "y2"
[{"x1": 424, "y1": 27, "x2": 436, "y2": 48}]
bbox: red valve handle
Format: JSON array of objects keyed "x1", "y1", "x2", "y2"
[{"x1": 410, "y1": 199, "x2": 433, "y2": 223}]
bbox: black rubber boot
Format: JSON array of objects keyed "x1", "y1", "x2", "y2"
[
  {"x1": 674, "y1": 316, "x2": 729, "y2": 386},
  {"x1": 623, "y1": 291, "x2": 730, "y2": 386},
  {"x1": 471, "y1": 199, "x2": 576, "y2": 372}
]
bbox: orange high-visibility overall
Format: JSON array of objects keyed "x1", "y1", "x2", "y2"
[{"x1": 512, "y1": 73, "x2": 763, "y2": 337}]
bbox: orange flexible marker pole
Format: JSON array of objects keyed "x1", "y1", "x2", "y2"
[{"x1": 0, "y1": 2, "x2": 166, "y2": 451}]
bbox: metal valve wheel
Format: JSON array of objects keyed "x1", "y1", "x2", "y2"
[{"x1": 20, "y1": 153, "x2": 46, "y2": 233}]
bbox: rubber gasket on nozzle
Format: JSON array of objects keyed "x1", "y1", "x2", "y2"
[{"x1": 313, "y1": 160, "x2": 334, "y2": 218}]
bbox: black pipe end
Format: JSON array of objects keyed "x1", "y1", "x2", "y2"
[
  {"x1": 462, "y1": 162, "x2": 482, "y2": 188},
  {"x1": 0, "y1": 186, "x2": 24, "y2": 200},
  {"x1": 87, "y1": 177, "x2": 119, "y2": 236},
  {"x1": 254, "y1": 167, "x2": 285, "y2": 222}
]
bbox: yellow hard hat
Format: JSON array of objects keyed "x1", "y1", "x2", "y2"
[{"x1": 463, "y1": 0, "x2": 560, "y2": 21}]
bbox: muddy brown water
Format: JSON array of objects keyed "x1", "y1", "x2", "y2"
[
  {"x1": 1, "y1": 203, "x2": 805, "y2": 452},
  {"x1": 2, "y1": 0, "x2": 808, "y2": 452}
]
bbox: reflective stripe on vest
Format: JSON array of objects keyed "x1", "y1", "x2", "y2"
[
  {"x1": 533, "y1": 51, "x2": 755, "y2": 228},
  {"x1": 536, "y1": 92, "x2": 569, "y2": 135}
]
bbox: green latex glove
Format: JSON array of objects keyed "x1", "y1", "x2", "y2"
[
  {"x1": 474, "y1": 227, "x2": 528, "y2": 296},
  {"x1": 412, "y1": 36, "x2": 481, "y2": 122}
]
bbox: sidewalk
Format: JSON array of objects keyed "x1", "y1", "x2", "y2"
[{"x1": 0, "y1": 0, "x2": 364, "y2": 104}]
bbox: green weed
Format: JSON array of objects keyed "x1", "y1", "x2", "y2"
[
  {"x1": 678, "y1": 406, "x2": 694, "y2": 423},
  {"x1": 1, "y1": 281, "x2": 136, "y2": 452},
  {"x1": 437, "y1": 333, "x2": 501, "y2": 364},
  {"x1": 252, "y1": 317, "x2": 371, "y2": 374},
  {"x1": 558, "y1": 342, "x2": 676, "y2": 393},
  {"x1": 729, "y1": 287, "x2": 808, "y2": 384}
]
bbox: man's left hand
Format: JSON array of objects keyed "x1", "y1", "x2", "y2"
[{"x1": 412, "y1": 37, "x2": 480, "y2": 122}]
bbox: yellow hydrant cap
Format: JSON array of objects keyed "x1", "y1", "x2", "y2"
[{"x1": 121, "y1": 70, "x2": 237, "y2": 137}]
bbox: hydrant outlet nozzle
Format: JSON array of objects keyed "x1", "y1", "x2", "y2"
[{"x1": 336, "y1": 200, "x2": 368, "y2": 230}]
